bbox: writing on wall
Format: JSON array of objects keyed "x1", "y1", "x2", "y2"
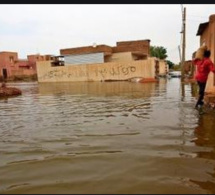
[
  {"x1": 39, "y1": 64, "x2": 137, "y2": 81},
  {"x1": 39, "y1": 68, "x2": 89, "y2": 80},
  {"x1": 96, "y1": 65, "x2": 136, "y2": 79}
]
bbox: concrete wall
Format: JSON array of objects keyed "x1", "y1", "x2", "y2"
[
  {"x1": 207, "y1": 24, "x2": 213, "y2": 59},
  {"x1": 203, "y1": 14, "x2": 215, "y2": 93},
  {"x1": 37, "y1": 59, "x2": 156, "y2": 83},
  {"x1": 158, "y1": 59, "x2": 168, "y2": 75},
  {"x1": 11, "y1": 69, "x2": 36, "y2": 76},
  {"x1": 108, "y1": 52, "x2": 133, "y2": 62},
  {"x1": 27, "y1": 54, "x2": 52, "y2": 71},
  {"x1": 200, "y1": 25, "x2": 209, "y2": 47}
]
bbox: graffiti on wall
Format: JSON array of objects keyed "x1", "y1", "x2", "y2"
[
  {"x1": 39, "y1": 64, "x2": 137, "y2": 81},
  {"x1": 96, "y1": 65, "x2": 136, "y2": 78},
  {"x1": 39, "y1": 68, "x2": 89, "y2": 80}
]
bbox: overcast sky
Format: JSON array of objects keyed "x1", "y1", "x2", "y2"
[{"x1": 0, "y1": 4, "x2": 215, "y2": 63}]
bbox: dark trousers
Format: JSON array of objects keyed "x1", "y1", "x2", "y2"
[{"x1": 195, "y1": 81, "x2": 206, "y2": 107}]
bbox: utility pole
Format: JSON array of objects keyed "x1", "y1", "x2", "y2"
[
  {"x1": 178, "y1": 45, "x2": 182, "y2": 63},
  {"x1": 181, "y1": 7, "x2": 186, "y2": 82}
]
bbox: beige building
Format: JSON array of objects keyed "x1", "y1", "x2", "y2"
[
  {"x1": 36, "y1": 40, "x2": 168, "y2": 83},
  {"x1": 196, "y1": 14, "x2": 215, "y2": 94}
]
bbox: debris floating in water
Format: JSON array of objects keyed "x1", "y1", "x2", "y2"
[{"x1": 0, "y1": 82, "x2": 22, "y2": 97}]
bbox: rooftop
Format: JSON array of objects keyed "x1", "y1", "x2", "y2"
[{"x1": 196, "y1": 22, "x2": 209, "y2": 36}]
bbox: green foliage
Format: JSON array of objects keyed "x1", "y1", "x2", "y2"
[
  {"x1": 150, "y1": 45, "x2": 177, "y2": 70},
  {"x1": 173, "y1": 64, "x2": 181, "y2": 71},
  {"x1": 166, "y1": 60, "x2": 175, "y2": 69},
  {"x1": 150, "y1": 46, "x2": 168, "y2": 60}
]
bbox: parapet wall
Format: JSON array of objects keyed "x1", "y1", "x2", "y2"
[
  {"x1": 37, "y1": 59, "x2": 156, "y2": 83},
  {"x1": 60, "y1": 40, "x2": 150, "y2": 57},
  {"x1": 114, "y1": 40, "x2": 150, "y2": 54},
  {"x1": 60, "y1": 45, "x2": 113, "y2": 56}
]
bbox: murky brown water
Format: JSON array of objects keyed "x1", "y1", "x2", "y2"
[{"x1": 1, "y1": 78, "x2": 215, "y2": 194}]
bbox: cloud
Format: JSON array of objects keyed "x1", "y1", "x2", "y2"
[{"x1": 0, "y1": 4, "x2": 215, "y2": 63}]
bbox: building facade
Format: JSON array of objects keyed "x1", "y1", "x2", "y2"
[
  {"x1": 0, "y1": 52, "x2": 18, "y2": 80},
  {"x1": 0, "y1": 52, "x2": 52, "y2": 81},
  {"x1": 196, "y1": 14, "x2": 215, "y2": 94},
  {"x1": 60, "y1": 40, "x2": 150, "y2": 64},
  {"x1": 37, "y1": 40, "x2": 168, "y2": 83}
]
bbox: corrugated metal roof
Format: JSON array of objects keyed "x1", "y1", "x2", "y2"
[
  {"x1": 65, "y1": 52, "x2": 104, "y2": 65},
  {"x1": 196, "y1": 22, "x2": 209, "y2": 36}
]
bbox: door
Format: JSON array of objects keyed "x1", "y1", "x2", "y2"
[{"x1": 2, "y1": 68, "x2": 8, "y2": 80}]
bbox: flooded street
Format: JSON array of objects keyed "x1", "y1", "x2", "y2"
[{"x1": 1, "y1": 78, "x2": 215, "y2": 194}]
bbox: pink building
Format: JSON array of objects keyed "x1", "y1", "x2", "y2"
[
  {"x1": 0, "y1": 52, "x2": 19, "y2": 79},
  {"x1": 0, "y1": 51, "x2": 52, "y2": 81},
  {"x1": 27, "y1": 54, "x2": 53, "y2": 71}
]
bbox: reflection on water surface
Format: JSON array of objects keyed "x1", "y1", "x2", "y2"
[{"x1": 1, "y1": 79, "x2": 215, "y2": 194}]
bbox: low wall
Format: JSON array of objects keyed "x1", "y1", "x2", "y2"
[
  {"x1": 206, "y1": 72, "x2": 215, "y2": 93},
  {"x1": 11, "y1": 69, "x2": 36, "y2": 76},
  {"x1": 158, "y1": 60, "x2": 167, "y2": 75},
  {"x1": 37, "y1": 59, "x2": 156, "y2": 83}
]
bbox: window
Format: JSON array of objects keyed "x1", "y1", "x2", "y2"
[{"x1": 9, "y1": 56, "x2": 14, "y2": 63}]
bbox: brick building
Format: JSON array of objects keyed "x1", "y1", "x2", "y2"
[
  {"x1": 60, "y1": 40, "x2": 150, "y2": 65},
  {"x1": 36, "y1": 39, "x2": 168, "y2": 83},
  {"x1": 0, "y1": 52, "x2": 18, "y2": 79},
  {"x1": 0, "y1": 51, "x2": 52, "y2": 81}
]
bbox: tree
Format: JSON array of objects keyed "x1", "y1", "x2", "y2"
[
  {"x1": 150, "y1": 46, "x2": 168, "y2": 60},
  {"x1": 166, "y1": 60, "x2": 175, "y2": 69}
]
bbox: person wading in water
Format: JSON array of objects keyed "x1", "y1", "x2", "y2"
[{"x1": 193, "y1": 49, "x2": 215, "y2": 110}]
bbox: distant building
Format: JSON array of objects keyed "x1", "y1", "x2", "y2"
[
  {"x1": 27, "y1": 54, "x2": 53, "y2": 71},
  {"x1": 36, "y1": 39, "x2": 168, "y2": 83},
  {"x1": 60, "y1": 40, "x2": 150, "y2": 65},
  {"x1": 0, "y1": 52, "x2": 18, "y2": 80},
  {"x1": 183, "y1": 60, "x2": 192, "y2": 74},
  {"x1": 0, "y1": 52, "x2": 52, "y2": 81}
]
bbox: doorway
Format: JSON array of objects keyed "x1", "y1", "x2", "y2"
[{"x1": 2, "y1": 68, "x2": 8, "y2": 80}]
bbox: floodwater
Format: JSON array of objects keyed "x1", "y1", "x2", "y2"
[{"x1": 1, "y1": 78, "x2": 215, "y2": 194}]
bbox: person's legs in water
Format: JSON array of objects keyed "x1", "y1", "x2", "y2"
[{"x1": 195, "y1": 81, "x2": 206, "y2": 108}]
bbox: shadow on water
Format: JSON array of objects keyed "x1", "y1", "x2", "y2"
[{"x1": 1, "y1": 79, "x2": 215, "y2": 194}]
